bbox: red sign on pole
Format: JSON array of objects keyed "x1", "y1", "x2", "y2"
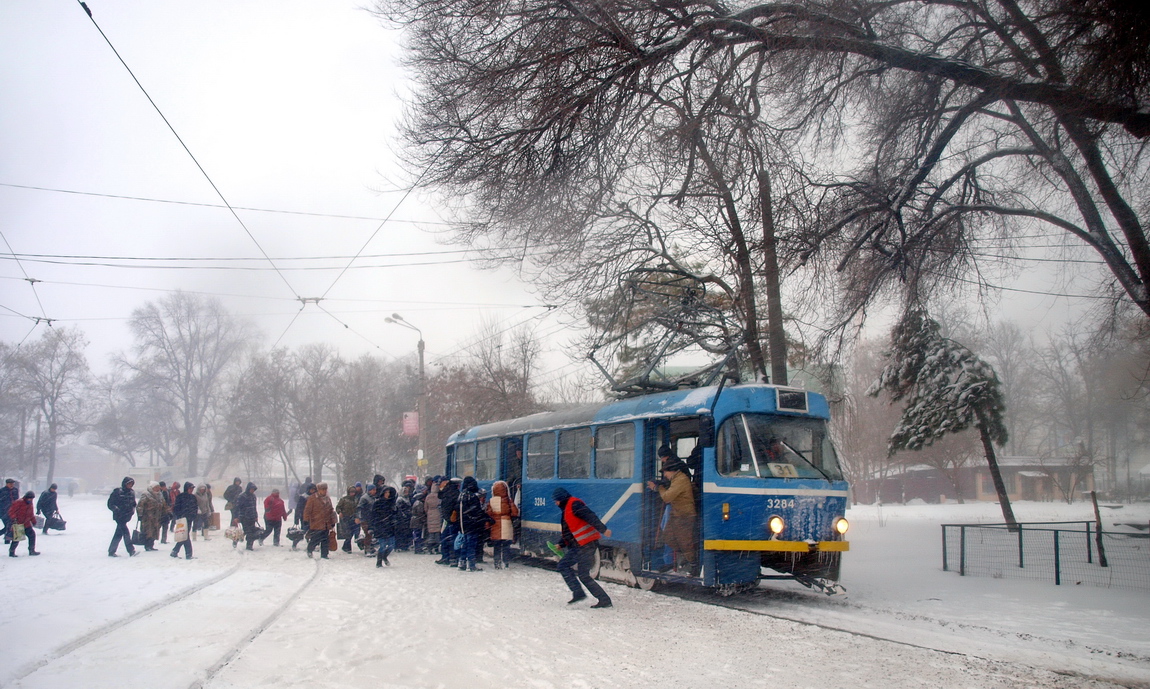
[{"x1": 401, "y1": 411, "x2": 420, "y2": 437}]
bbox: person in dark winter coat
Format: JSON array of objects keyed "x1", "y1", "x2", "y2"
[
  {"x1": 552, "y1": 487, "x2": 612, "y2": 608},
  {"x1": 1, "y1": 478, "x2": 18, "y2": 544},
  {"x1": 36, "y1": 484, "x2": 60, "y2": 535},
  {"x1": 371, "y1": 485, "x2": 398, "y2": 567},
  {"x1": 107, "y1": 476, "x2": 138, "y2": 557},
  {"x1": 335, "y1": 485, "x2": 359, "y2": 554},
  {"x1": 434, "y1": 477, "x2": 461, "y2": 566},
  {"x1": 233, "y1": 482, "x2": 263, "y2": 551},
  {"x1": 223, "y1": 477, "x2": 243, "y2": 524},
  {"x1": 295, "y1": 480, "x2": 314, "y2": 530},
  {"x1": 8, "y1": 491, "x2": 39, "y2": 557},
  {"x1": 262, "y1": 488, "x2": 289, "y2": 546},
  {"x1": 356, "y1": 484, "x2": 378, "y2": 555},
  {"x1": 171, "y1": 482, "x2": 198, "y2": 560},
  {"x1": 457, "y1": 476, "x2": 491, "y2": 571}
]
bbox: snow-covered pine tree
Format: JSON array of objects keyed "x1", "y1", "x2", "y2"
[{"x1": 867, "y1": 306, "x2": 1017, "y2": 527}]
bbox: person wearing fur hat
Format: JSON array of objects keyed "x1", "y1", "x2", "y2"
[
  {"x1": 233, "y1": 482, "x2": 264, "y2": 551},
  {"x1": 303, "y1": 482, "x2": 336, "y2": 559},
  {"x1": 7, "y1": 490, "x2": 39, "y2": 557},
  {"x1": 36, "y1": 483, "x2": 60, "y2": 535},
  {"x1": 137, "y1": 481, "x2": 170, "y2": 551},
  {"x1": 552, "y1": 487, "x2": 612, "y2": 608},
  {"x1": 171, "y1": 482, "x2": 198, "y2": 560},
  {"x1": 107, "y1": 476, "x2": 138, "y2": 557},
  {"x1": 647, "y1": 452, "x2": 698, "y2": 575}
]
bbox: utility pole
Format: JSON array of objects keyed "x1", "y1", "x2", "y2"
[{"x1": 387, "y1": 314, "x2": 427, "y2": 475}]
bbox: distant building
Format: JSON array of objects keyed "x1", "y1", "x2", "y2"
[{"x1": 866, "y1": 456, "x2": 1096, "y2": 504}]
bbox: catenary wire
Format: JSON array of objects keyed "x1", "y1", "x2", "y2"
[
  {"x1": 75, "y1": 1, "x2": 300, "y2": 300},
  {"x1": 0, "y1": 182, "x2": 453, "y2": 226}
]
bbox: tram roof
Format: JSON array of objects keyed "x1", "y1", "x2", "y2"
[{"x1": 447, "y1": 383, "x2": 828, "y2": 443}]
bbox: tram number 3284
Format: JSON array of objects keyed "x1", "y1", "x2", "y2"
[{"x1": 765, "y1": 498, "x2": 795, "y2": 509}]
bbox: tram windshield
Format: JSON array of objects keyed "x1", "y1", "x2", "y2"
[{"x1": 717, "y1": 414, "x2": 843, "y2": 481}]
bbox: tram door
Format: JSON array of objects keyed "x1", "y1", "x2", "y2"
[
  {"x1": 643, "y1": 420, "x2": 672, "y2": 571},
  {"x1": 501, "y1": 437, "x2": 523, "y2": 544},
  {"x1": 644, "y1": 418, "x2": 704, "y2": 575}
]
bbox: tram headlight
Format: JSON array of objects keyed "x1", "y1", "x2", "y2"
[
  {"x1": 768, "y1": 515, "x2": 785, "y2": 535},
  {"x1": 834, "y1": 517, "x2": 849, "y2": 535}
]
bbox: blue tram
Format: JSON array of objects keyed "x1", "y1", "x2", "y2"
[{"x1": 444, "y1": 382, "x2": 850, "y2": 592}]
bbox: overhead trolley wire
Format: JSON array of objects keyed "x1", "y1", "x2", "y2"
[
  {"x1": 0, "y1": 228, "x2": 50, "y2": 322},
  {"x1": 75, "y1": 0, "x2": 300, "y2": 301},
  {"x1": 0, "y1": 182, "x2": 453, "y2": 226}
]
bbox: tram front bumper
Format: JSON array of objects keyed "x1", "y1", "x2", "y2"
[{"x1": 703, "y1": 539, "x2": 850, "y2": 552}]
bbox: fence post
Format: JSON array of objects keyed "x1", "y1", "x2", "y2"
[
  {"x1": 959, "y1": 526, "x2": 966, "y2": 577},
  {"x1": 1053, "y1": 530, "x2": 1061, "y2": 586},
  {"x1": 1086, "y1": 521, "x2": 1092, "y2": 564},
  {"x1": 1018, "y1": 524, "x2": 1024, "y2": 569},
  {"x1": 942, "y1": 526, "x2": 948, "y2": 572}
]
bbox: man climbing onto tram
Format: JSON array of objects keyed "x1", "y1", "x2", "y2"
[{"x1": 552, "y1": 487, "x2": 613, "y2": 609}]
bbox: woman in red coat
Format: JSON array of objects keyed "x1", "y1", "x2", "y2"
[
  {"x1": 262, "y1": 488, "x2": 290, "y2": 547},
  {"x1": 8, "y1": 490, "x2": 39, "y2": 557}
]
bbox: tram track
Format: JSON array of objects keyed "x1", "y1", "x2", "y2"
[
  {"x1": 9, "y1": 561, "x2": 243, "y2": 685},
  {"x1": 9, "y1": 551, "x2": 322, "y2": 689},
  {"x1": 661, "y1": 583, "x2": 1150, "y2": 688},
  {"x1": 188, "y1": 553, "x2": 323, "y2": 689}
]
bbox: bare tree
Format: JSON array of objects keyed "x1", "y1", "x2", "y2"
[
  {"x1": 379, "y1": 0, "x2": 1150, "y2": 365},
  {"x1": 10, "y1": 327, "x2": 90, "y2": 485},
  {"x1": 122, "y1": 292, "x2": 252, "y2": 477}
]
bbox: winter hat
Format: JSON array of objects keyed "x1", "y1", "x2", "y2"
[
  {"x1": 316, "y1": 482, "x2": 328, "y2": 491},
  {"x1": 149, "y1": 481, "x2": 160, "y2": 489},
  {"x1": 49, "y1": 483, "x2": 57, "y2": 490},
  {"x1": 184, "y1": 482, "x2": 195, "y2": 492},
  {"x1": 23, "y1": 490, "x2": 34, "y2": 499},
  {"x1": 662, "y1": 459, "x2": 688, "y2": 473},
  {"x1": 462, "y1": 476, "x2": 479, "y2": 492},
  {"x1": 657, "y1": 444, "x2": 674, "y2": 459},
  {"x1": 4, "y1": 478, "x2": 13, "y2": 485},
  {"x1": 552, "y1": 487, "x2": 571, "y2": 504},
  {"x1": 247, "y1": 482, "x2": 258, "y2": 492},
  {"x1": 354, "y1": 482, "x2": 363, "y2": 488}
]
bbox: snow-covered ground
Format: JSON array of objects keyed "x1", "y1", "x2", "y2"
[{"x1": 2, "y1": 495, "x2": 1148, "y2": 688}]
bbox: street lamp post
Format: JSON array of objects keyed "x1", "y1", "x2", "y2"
[{"x1": 385, "y1": 313, "x2": 426, "y2": 474}]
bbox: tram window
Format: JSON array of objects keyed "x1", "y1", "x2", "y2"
[
  {"x1": 716, "y1": 414, "x2": 843, "y2": 481},
  {"x1": 595, "y1": 423, "x2": 634, "y2": 479},
  {"x1": 456, "y1": 442, "x2": 477, "y2": 478},
  {"x1": 526, "y1": 433, "x2": 556, "y2": 479},
  {"x1": 558, "y1": 428, "x2": 592, "y2": 478},
  {"x1": 476, "y1": 439, "x2": 499, "y2": 480}
]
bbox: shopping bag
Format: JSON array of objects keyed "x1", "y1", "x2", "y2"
[
  {"x1": 173, "y1": 518, "x2": 189, "y2": 543},
  {"x1": 328, "y1": 530, "x2": 337, "y2": 551},
  {"x1": 45, "y1": 514, "x2": 66, "y2": 531},
  {"x1": 131, "y1": 526, "x2": 146, "y2": 545},
  {"x1": 210, "y1": 512, "x2": 221, "y2": 530},
  {"x1": 453, "y1": 530, "x2": 465, "y2": 551},
  {"x1": 35, "y1": 515, "x2": 45, "y2": 529},
  {"x1": 12, "y1": 524, "x2": 25, "y2": 542}
]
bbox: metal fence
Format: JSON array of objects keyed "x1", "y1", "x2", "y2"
[{"x1": 941, "y1": 521, "x2": 1150, "y2": 592}]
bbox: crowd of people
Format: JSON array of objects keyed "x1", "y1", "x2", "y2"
[{"x1": 6, "y1": 461, "x2": 636, "y2": 609}]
